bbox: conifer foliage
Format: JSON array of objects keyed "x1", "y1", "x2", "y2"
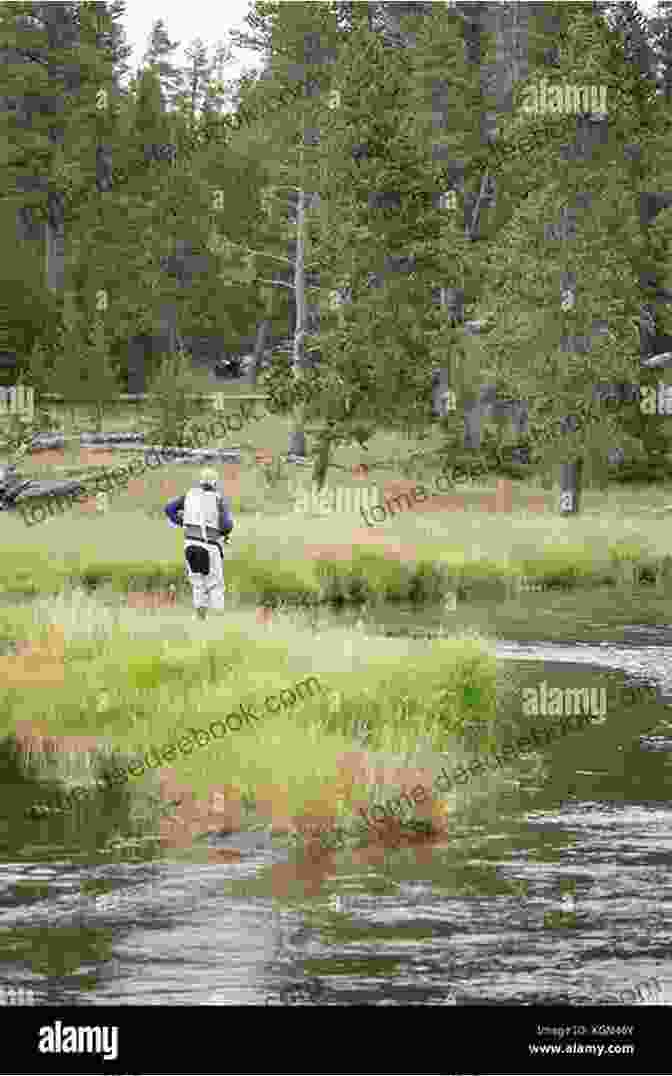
[{"x1": 2, "y1": 1, "x2": 672, "y2": 501}]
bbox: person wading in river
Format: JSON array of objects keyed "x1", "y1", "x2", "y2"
[{"x1": 164, "y1": 468, "x2": 234, "y2": 621}]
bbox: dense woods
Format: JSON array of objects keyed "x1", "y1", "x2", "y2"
[{"x1": 3, "y1": 0, "x2": 672, "y2": 496}]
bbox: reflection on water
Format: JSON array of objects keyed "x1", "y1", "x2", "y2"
[{"x1": 2, "y1": 595, "x2": 672, "y2": 1004}]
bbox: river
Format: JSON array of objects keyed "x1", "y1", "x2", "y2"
[{"x1": 1, "y1": 591, "x2": 671, "y2": 1009}]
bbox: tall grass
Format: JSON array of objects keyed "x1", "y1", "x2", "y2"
[
  {"x1": 4, "y1": 401, "x2": 672, "y2": 606},
  {"x1": 1, "y1": 590, "x2": 522, "y2": 848}
]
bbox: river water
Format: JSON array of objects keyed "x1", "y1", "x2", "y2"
[{"x1": 1, "y1": 593, "x2": 672, "y2": 1008}]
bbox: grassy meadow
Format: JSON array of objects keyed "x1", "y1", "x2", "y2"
[
  {"x1": 1, "y1": 392, "x2": 671, "y2": 853},
  {"x1": 0, "y1": 589, "x2": 521, "y2": 854},
  {"x1": 2, "y1": 392, "x2": 672, "y2": 605}
]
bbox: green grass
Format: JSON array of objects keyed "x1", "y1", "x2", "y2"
[
  {"x1": 0, "y1": 590, "x2": 518, "y2": 845},
  {"x1": 1, "y1": 448, "x2": 671, "y2": 606},
  {"x1": 4, "y1": 403, "x2": 672, "y2": 850}
]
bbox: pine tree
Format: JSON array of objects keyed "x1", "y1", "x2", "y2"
[
  {"x1": 91, "y1": 0, "x2": 133, "y2": 94},
  {"x1": 25, "y1": 336, "x2": 52, "y2": 397},
  {"x1": 298, "y1": 2, "x2": 492, "y2": 481},
  {"x1": 0, "y1": 199, "x2": 60, "y2": 367},
  {"x1": 228, "y1": 0, "x2": 286, "y2": 59},
  {"x1": 0, "y1": 3, "x2": 76, "y2": 295},
  {"x1": 602, "y1": 1, "x2": 654, "y2": 78},
  {"x1": 650, "y1": 1, "x2": 672, "y2": 104},
  {"x1": 142, "y1": 18, "x2": 182, "y2": 112},
  {"x1": 405, "y1": 1, "x2": 499, "y2": 421},
  {"x1": 46, "y1": 290, "x2": 93, "y2": 449},
  {"x1": 125, "y1": 65, "x2": 181, "y2": 362},
  {"x1": 254, "y1": 4, "x2": 342, "y2": 463},
  {"x1": 132, "y1": 64, "x2": 173, "y2": 162},
  {"x1": 63, "y1": 62, "x2": 175, "y2": 392},
  {"x1": 0, "y1": 0, "x2": 119, "y2": 313},
  {"x1": 169, "y1": 38, "x2": 234, "y2": 159},
  {"x1": 66, "y1": 37, "x2": 265, "y2": 400},
  {"x1": 222, "y1": 2, "x2": 340, "y2": 461},
  {"x1": 207, "y1": 41, "x2": 233, "y2": 114},
  {"x1": 225, "y1": 2, "x2": 496, "y2": 478},
  {"x1": 179, "y1": 38, "x2": 211, "y2": 123},
  {"x1": 480, "y1": 3, "x2": 672, "y2": 499},
  {"x1": 84, "y1": 312, "x2": 120, "y2": 432},
  {"x1": 145, "y1": 345, "x2": 201, "y2": 448}
]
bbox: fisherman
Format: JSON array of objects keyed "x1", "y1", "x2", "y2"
[{"x1": 164, "y1": 467, "x2": 234, "y2": 621}]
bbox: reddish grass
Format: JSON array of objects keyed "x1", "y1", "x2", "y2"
[
  {"x1": 377, "y1": 477, "x2": 550, "y2": 517},
  {"x1": 1, "y1": 625, "x2": 65, "y2": 686},
  {"x1": 417, "y1": 495, "x2": 467, "y2": 515},
  {"x1": 79, "y1": 449, "x2": 115, "y2": 467},
  {"x1": 12, "y1": 715, "x2": 449, "y2": 866},
  {"x1": 219, "y1": 463, "x2": 241, "y2": 499},
  {"x1": 382, "y1": 479, "x2": 418, "y2": 503},
  {"x1": 155, "y1": 770, "x2": 244, "y2": 856},
  {"x1": 12, "y1": 730, "x2": 247, "y2": 861},
  {"x1": 235, "y1": 750, "x2": 448, "y2": 862},
  {"x1": 6, "y1": 632, "x2": 447, "y2": 863},
  {"x1": 126, "y1": 591, "x2": 177, "y2": 612},
  {"x1": 126, "y1": 479, "x2": 146, "y2": 498},
  {"x1": 352, "y1": 463, "x2": 370, "y2": 480},
  {"x1": 154, "y1": 467, "x2": 241, "y2": 503},
  {"x1": 30, "y1": 449, "x2": 66, "y2": 467},
  {"x1": 78, "y1": 497, "x2": 101, "y2": 516},
  {"x1": 304, "y1": 537, "x2": 420, "y2": 563},
  {"x1": 526, "y1": 496, "x2": 550, "y2": 514},
  {"x1": 269, "y1": 851, "x2": 338, "y2": 898},
  {"x1": 13, "y1": 719, "x2": 102, "y2": 758},
  {"x1": 159, "y1": 479, "x2": 180, "y2": 499}
]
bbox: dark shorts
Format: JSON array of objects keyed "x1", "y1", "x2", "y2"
[{"x1": 184, "y1": 543, "x2": 223, "y2": 576}]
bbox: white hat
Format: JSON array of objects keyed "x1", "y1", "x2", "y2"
[{"x1": 200, "y1": 467, "x2": 219, "y2": 488}]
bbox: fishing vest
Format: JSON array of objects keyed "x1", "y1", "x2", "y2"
[{"x1": 183, "y1": 488, "x2": 222, "y2": 545}]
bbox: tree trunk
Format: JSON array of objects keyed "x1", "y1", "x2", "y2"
[
  {"x1": 313, "y1": 432, "x2": 333, "y2": 492},
  {"x1": 43, "y1": 3, "x2": 78, "y2": 297},
  {"x1": 66, "y1": 404, "x2": 79, "y2": 464},
  {"x1": 559, "y1": 460, "x2": 582, "y2": 515},
  {"x1": 158, "y1": 302, "x2": 179, "y2": 357},
  {"x1": 288, "y1": 61, "x2": 323, "y2": 461},
  {"x1": 288, "y1": 188, "x2": 308, "y2": 459},
  {"x1": 46, "y1": 195, "x2": 66, "y2": 295},
  {"x1": 246, "y1": 318, "x2": 270, "y2": 388},
  {"x1": 128, "y1": 335, "x2": 148, "y2": 394},
  {"x1": 433, "y1": 365, "x2": 452, "y2": 419},
  {"x1": 433, "y1": 287, "x2": 462, "y2": 424},
  {"x1": 466, "y1": 171, "x2": 491, "y2": 242}
]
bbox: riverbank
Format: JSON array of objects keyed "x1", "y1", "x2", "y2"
[
  {"x1": 3, "y1": 625, "x2": 669, "y2": 1011},
  {"x1": 1, "y1": 590, "x2": 525, "y2": 855},
  {"x1": 4, "y1": 410, "x2": 672, "y2": 854},
  {"x1": 1, "y1": 482, "x2": 671, "y2": 609},
  {"x1": 4, "y1": 402, "x2": 672, "y2": 606}
]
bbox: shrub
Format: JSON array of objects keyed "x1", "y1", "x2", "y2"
[{"x1": 145, "y1": 347, "x2": 203, "y2": 447}]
